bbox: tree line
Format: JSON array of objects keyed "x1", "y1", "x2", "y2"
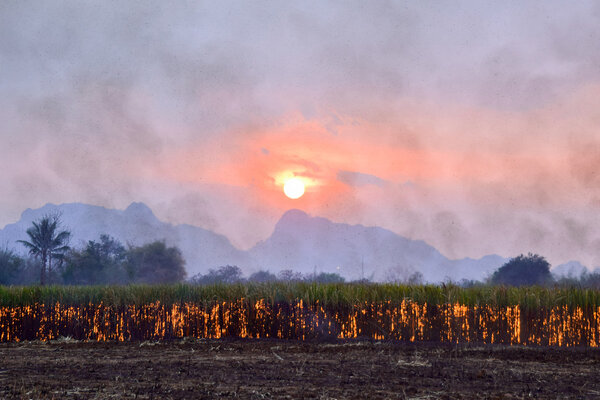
[
  {"x1": 2, "y1": 215, "x2": 600, "y2": 288},
  {"x1": 460, "y1": 253, "x2": 600, "y2": 289},
  {"x1": 0, "y1": 214, "x2": 347, "y2": 286},
  {"x1": 189, "y1": 265, "x2": 346, "y2": 285},
  {"x1": 1, "y1": 214, "x2": 186, "y2": 286}
]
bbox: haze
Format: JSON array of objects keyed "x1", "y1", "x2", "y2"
[{"x1": 1, "y1": 1, "x2": 600, "y2": 268}]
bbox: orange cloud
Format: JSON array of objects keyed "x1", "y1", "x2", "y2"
[{"x1": 145, "y1": 84, "x2": 600, "y2": 267}]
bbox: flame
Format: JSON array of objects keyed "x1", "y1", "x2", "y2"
[{"x1": 0, "y1": 300, "x2": 598, "y2": 346}]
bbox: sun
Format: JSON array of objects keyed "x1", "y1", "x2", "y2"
[{"x1": 283, "y1": 177, "x2": 305, "y2": 199}]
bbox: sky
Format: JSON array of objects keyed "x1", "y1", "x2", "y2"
[{"x1": 1, "y1": 1, "x2": 600, "y2": 268}]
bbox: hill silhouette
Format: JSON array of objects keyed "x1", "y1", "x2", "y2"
[{"x1": 0, "y1": 203, "x2": 511, "y2": 282}]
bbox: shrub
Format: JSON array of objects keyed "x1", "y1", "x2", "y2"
[{"x1": 490, "y1": 253, "x2": 552, "y2": 286}]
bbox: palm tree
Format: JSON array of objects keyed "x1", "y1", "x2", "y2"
[{"x1": 17, "y1": 214, "x2": 71, "y2": 285}]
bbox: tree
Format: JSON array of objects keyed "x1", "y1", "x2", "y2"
[
  {"x1": 277, "y1": 269, "x2": 303, "y2": 281},
  {"x1": 385, "y1": 265, "x2": 423, "y2": 285},
  {"x1": 0, "y1": 248, "x2": 23, "y2": 285},
  {"x1": 248, "y1": 270, "x2": 277, "y2": 283},
  {"x1": 17, "y1": 214, "x2": 71, "y2": 285},
  {"x1": 126, "y1": 241, "x2": 186, "y2": 284},
  {"x1": 490, "y1": 253, "x2": 553, "y2": 286},
  {"x1": 62, "y1": 234, "x2": 128, "y2": 285},
  {"x1": 190, "y1": 265, "x2": 243, "y2": 285},
  {"x1": 310, "y1": 272, "x2": 345, "y2": 283}
]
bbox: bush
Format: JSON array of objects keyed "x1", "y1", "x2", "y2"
[
  {"x1": 309, "y1": 272, "x2": 345, "y2": 283},
  {"x1": 127, "y1": 241, "x2": 186, "y2": 284},
  {"x1": 248, "y1": 270, "x2": 277, "y2": 283},
  {"x1": 490, "y1": 253, "x2": 553, "y2": 286},
  {"x1": 278, "y1": 269, "x2": 303, "y2": 281},
  {"x1": 190, "y1": 265, "x2": 244, "y2": 285},
  {"x1": 62, "y1": 235, "x2": 128, "y2": 285},
  {"x1": 0, "y1": 248, "x2": 23, "y2": 285}
]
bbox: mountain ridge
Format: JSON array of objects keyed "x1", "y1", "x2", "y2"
[{"x1": 0, "y1": 202, "x2": 515, "y2": 282}]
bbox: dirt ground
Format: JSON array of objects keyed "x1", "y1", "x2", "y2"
[{"x1": 0, "y1": 339, "x2": 599, "y2": 399}]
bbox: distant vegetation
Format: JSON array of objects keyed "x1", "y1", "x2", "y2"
[
  {"x1": 485, "y1": 252, "x2": 600, "y2": 289},
  {"x1": 16, "y1": 213, "x2": 70, "y2": 286},
  {"x1": 186, "y1": 254, "x2": 600, "y2": 289},
  {"x1": 1, "y1": 215, "x2": 186, "y2": 286},
  {"x1": 2, "y1": 215, "x2": 600, "y2": 289},
  {"x1": 490, "y1": 253, "x2": 552, "y2": 286},
  {"x1": 189, "y1": 265, "x2": 346, "y2": 285},
  {"x1": 2, "y1": 215, "x2": 349, "y2": 287}
]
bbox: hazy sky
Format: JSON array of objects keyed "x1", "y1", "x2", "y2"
[{"x1": 2, "y1": 1, "x2": 600, "y2": 267}]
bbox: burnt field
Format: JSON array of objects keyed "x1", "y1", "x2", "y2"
[{"x1": 1, "y1": 339, "x2": 599, "y2": 399}]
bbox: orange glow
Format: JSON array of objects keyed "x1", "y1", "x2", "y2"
[
  {"x1": 130, "y1": 89, "x2": 600, "y2": 264},
  {"x1": 153, "y1": 111, "x2": 571, "y2": 211},
  {"x1": 1, "y1": 301, "x2": 599, "y2": 346}
]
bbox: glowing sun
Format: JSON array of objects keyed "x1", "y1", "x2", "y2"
[{"x1": 283, "y1": 177, "x2": 305, "y2": 199}]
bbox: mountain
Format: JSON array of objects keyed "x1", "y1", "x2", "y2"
[
  {"x1": 247, "y1": 209, "x2": 506, "y2": 282},
  {"x1": 551, "y1": 261, "x2": 589, "y2": 279},
  {"x1": 1, "y1": 203, "x2": 507, "y2": 282},
  {"x1": 0, "y1": 202, "x2": 249, "y2": 277}
]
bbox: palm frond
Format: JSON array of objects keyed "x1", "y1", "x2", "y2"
[
  {"x1": 16, "y1": 240, "x2": 40, "y2": 256},
  {"x1": 51, "y1": 231, "x2": 71, "y2": 248}
]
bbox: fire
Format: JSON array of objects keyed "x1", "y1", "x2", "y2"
[{"x1": 0, "y1": 300, "x2": 599, "y2": 346}]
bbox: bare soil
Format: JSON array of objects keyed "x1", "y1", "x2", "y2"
[{"x1": 0, "y1": 339, "x2": 599, "y2": 399}]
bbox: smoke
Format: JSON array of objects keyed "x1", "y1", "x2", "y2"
[
  {"x1": 337, "y1": 170, "x2": 386, "y2": 187},
  {"x1": 2, "y1": 1, "x2": 600, "y2": 269}
]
